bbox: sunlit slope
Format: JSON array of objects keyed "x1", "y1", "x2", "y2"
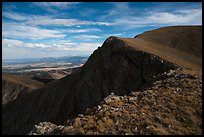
[{"x1": 120, "y1": 26, "x2": 202, "y2": 72}]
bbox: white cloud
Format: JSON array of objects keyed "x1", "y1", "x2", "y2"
[
  {"x1": 3, "y1": 12, "x2": 28, "y2": 21},
  {"x1": 105, "y1": 33, "x2": 123, "y2": 37},
  {"x1": 26, "y1": 18, "x2": 114, "y2": 26},
  {"x1": 2, "y1": 39, "x2": 24, "y2": 47},
  {"x1": 32, "y1": 2, "x2": 80, "y2": 13},
  {"x1": 2, "y1": 39, "x2": 51, "y2": 48},
  {"x1": 100, "y1": 3, "x2": 131, "y2": 20},
  {"x1": 2, "y1": 38, "x2": 101, "y2": 60},
  {"x1": 59, "y1": 43, "x2": 101, "y2": 52},
  {"x1": 26, "y1": 43, "x2": 48, "y2": 48},
  {"x1": 72, "y1": 35, "x2": 101, "y2": 39},
  {"x1": 79, "y1": 43, "x2": 101, "y2": 47},
  {"x1": 114, "y1": 8, "x2": 202, "y2": 29},
  {"x1": 33, "y1": 2, "x2": 80, "y2": 9},
  {"x1": 66, "y1": 28, "x2": 101, "y2": 33},
  {"x1": 99, "y1": 3, "x2": 202, "y2": 29},
  {"x1": 3, "y1": 38, "x2": 101, "y2": 51},
  {"x1": 147, "y1": 9, "x2": 202, "y2": 25},
  {"x1": 3, "y1": 11, "x2": 51, "y2": 21},
  {"x1": 3, "y1": 23, "x2": 66, "y2": 40},
  {"x1": 3, "y1": 11, "x2": 114, "y2": 27}
]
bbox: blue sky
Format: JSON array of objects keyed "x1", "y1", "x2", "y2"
[{"x1": 2, "y1": 2, "x2": 202, "y2": 60}]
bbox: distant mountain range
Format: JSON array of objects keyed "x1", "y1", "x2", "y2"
[{"x1": 2, "y1": 56, "x2": 88, "y2": 65}]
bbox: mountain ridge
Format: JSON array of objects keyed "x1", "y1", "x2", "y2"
[{"x1": 2, "y1": 26, "x2": 202, "y2": 135}]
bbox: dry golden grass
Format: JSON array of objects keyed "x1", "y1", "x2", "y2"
[
  {"x1": 119, "y1": 26, "x2": 202, "y2": 74},
  {"x1": 120, "y1": 37, "x2": 201, "y2": 72},
  {"x1": 59, "y1": 68, "x2": 202, "y2": 135}
]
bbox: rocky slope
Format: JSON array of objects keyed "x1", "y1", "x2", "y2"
[
  {"x1": 29, "y1": 68, "x2": 202, "y2": 135},
  {"x1": 2, "y1": 26, "x2": 202, "y2": 135}
]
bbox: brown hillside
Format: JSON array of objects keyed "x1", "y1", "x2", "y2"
[
  {"x1": 131, "y1": 26, "x2": 202, "y2": 72},
  {"x1": 2, "y1": 75, "x2": 45, "y2": 105}
]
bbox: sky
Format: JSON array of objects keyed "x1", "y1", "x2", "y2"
[{"x1": 2, "y1": 2, "x2": 202, "y2": 60}]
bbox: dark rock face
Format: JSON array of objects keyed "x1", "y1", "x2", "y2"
[
  {"x1": 2, "y1": 79, "x2": 29, "y2": 105},
  {"x1": 2, "y1": 36, "x2": 176, "y2": 135},
  {"x1": 31, "y1": 76, "x2": 55, "y2": 84}
]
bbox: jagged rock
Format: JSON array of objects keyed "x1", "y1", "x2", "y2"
[
  {"x1": 166, "y1": 69, "x2": 176, "y2": 76},
  {"x1": 97, "y1": 105, "x2": 102, "y2": 111},
  {"x1": 29, "y1": 122, "x2": 59, "y2": 135}
]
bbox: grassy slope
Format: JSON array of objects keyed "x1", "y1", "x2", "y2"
[
  {"x1": 2, "y1": 75, "x2": 45, "y2": 90},
  {"x1": 120, "y1": 26, "x2": 202, "y2": 74}
]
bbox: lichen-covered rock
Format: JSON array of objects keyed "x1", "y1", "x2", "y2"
[{"x1": 29, "y1": 122, "x2": 60, "y2": 135}]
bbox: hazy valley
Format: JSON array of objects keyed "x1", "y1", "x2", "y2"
[{"x1": 2, "y1": 56, "x2": 88, "y2": 81}]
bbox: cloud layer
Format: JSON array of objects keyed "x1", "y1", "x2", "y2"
[
  {"x1": 3, "y1": 38, "x2": 101, "y2": 59},
  {"x1": 3, "y1": 23, "x2": 66, "y2": 40},
  {"x1": 102, "y1": 3, "x2": 202, "y2": 29},
  {"x1": 2, "y1": 2, "x2": 202, "y2": 59}
]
